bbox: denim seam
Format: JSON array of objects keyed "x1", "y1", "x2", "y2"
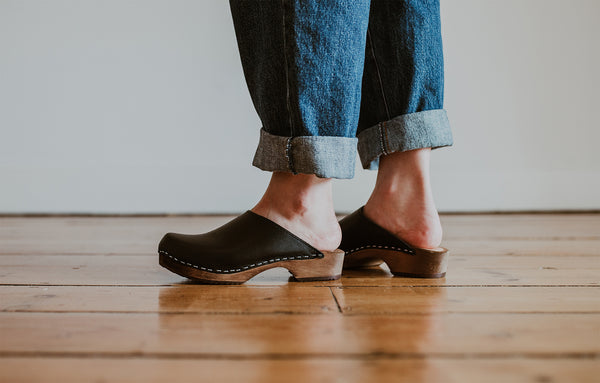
[
  {"x1": 357, "y1": 109, "x2": 453, "y2": 170},
  {"x1": 281, "y1": 0, "x2": 294, "y2": 136},
  {"x1": 285, "y1": 137, "x2": 297, "y2": 174},
  {"x1": 367, "y1": 27, "x2": 391, "y2": 120},
  {"x1": 383, "y1": 120, "x2": 391, "y2": 153},
  {"x1": 253, "y1": 128, "x2": 358, "y2": 179},
  {"x1": 378, "y1": 122, "x2": 388, "y2": 155}
]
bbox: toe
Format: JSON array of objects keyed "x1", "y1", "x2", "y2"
[{"x1": 158, "y1": 232, "x2": 181, "y2": 255}]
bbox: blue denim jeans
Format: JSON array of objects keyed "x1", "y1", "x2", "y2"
[{"x1": 229, "y1": 0, "x2": 453, "y2": 179}]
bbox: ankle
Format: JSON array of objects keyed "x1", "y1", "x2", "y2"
[
  {"x1": 377, "y1": 148, "x2": 431, "y2": 185},
  {"x1": 251, "y1": 172, "x2": 341, "y2": 251},
  {"x1": 364, "y1": 148, "x2": 443, "y2": 249},
  {"x1": 364, "y1": 201, "x2": 442, "y2": 249},
  {"x1": 254, "y1": 172, "x2": 335, "y2": 216}
]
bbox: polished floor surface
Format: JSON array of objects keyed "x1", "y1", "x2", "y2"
[{"x1": 0, "y1": 214, "x2": 599, "y2": 382}]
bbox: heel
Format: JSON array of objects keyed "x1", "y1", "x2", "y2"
[
  {"x1": 288, "y1": 249, "x2": 345, "y2": 281},
  {"x1": 384, "y1": 247, "x2": 449, "y2": 278}
]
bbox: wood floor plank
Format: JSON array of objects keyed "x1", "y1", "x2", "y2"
[
  {"x1": 0, "y1": 285, "x2": 338, "y2": 314},
  {"x1": 3, "y1": 238, "x2": 599, "y2": 257},
  {"x1": 442, "y1": 239, "x2": 600, "y2": 256},
  {"x1": 0, "y1": 216, "x2": 225, "y2": 256},
  {"x1": 1, "y1": 214, "x2": 598, "y2": 382},
  {"x1": 1, "y1": 286, "x2": 598, "y2": 314},
  {"x1": 1, "y1": 214, "x2": 598, "y2": 255},
  {"x1": 0, "y1": 255, "x2": 177, "y2": 286},
  {"x1": 332, "y1": 287, "x2": 600, "y2": 314},
  {"x1": 1, "y1": 255, "x2": 598, "y2": 286},
  {"x1": 1, "y1": 313, "x2": 598, "y2": 355},
  {"x1": 1, "y1": 358, "x2": 598, "y2": 383},
  {"x1": 440, "y1": 214, "x2": 600, "y2": 239}
]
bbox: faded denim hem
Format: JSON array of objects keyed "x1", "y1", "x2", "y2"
[
  {"x1": 357, "y1": 109, "x2": 453, "y2": 170},
  {"x1": 252, "y1": 128, "x2": 358, "y2": 179}
]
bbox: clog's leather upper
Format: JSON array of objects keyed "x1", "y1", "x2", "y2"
[
  {"x1": 339, "y1": 206, "x2": 415, "y2": 255},
  {"x1": 158, "y1": 211, "x2": 323, "y2": 274}
]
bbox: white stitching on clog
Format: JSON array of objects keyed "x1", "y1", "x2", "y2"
[
  {"x1": 344, "y1": 245, "x2": 415, "y2": 255},
  {"x1": 158, "y1": 250, "x2": 322, "y2": 274}
]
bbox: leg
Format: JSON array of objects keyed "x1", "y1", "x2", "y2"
[
  {"x1": 157, "y1": 1, "x2": 374, "y2": 284},
  {"x1": 228, "y1": 0, "x2": 371, "y2": 249},
  {"x1": 358, "y1": 0, "x2": 453, "y2": 249},
  {"x1": 229, "y1": 0, "x2": 370, "y2": 179}
]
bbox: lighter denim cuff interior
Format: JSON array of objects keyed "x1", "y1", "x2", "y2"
[
  {"x1": 357, "y1": 109, "x2": 453, "y2": 170},
  {"x1": 253, "y1": 128, "x2": 358, "y2": 179}
]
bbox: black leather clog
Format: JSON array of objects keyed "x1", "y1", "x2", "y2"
[
  {"x1": 158, "y1": 210, "x2": 344, "y2": 284},
  {"x1": 339, "y1": 207, "x2": 448, "y2": 278}
]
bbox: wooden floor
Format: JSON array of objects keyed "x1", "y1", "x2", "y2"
[{"x1": 0, "y1": 214, "x2": 599, "y2": 382}]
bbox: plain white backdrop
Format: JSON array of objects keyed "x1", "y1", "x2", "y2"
[{"x1": 1, "y1": 0, "x2": 599, "y2": 213}]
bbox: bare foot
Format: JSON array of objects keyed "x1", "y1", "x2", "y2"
[
  {"x1": 364, "y1": 148, "x2": 443, "y2": 249},
  {"x1": 251, "y1": 172, "x2": 342, "y2": 252}
]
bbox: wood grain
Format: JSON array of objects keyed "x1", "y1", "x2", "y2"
[
  {"x1": 2, "y1": 286, "x2": 598, "y2": 314},
  {"x1": 332, "y1": 286, "x2": 600, "y2": 314},
  {"x1": 1, "y1": 358, "x2": 598, "y2": 383},
  {"x1": 1, "y1": 312, "x2": 598, "y2": 356},
  {"x1": 0, "y1": 285, "x2": 339, "y2": 314},
  {"x1": 1, "y1": 254, "x2": 598, "y2": 286},
  {"x1": 1, "y1": 214, "x2": 598, "y2": 255}
]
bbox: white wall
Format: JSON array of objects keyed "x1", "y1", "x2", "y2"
[{"x1": 1, "y1": 0, "x2": 598, "y2": 214}]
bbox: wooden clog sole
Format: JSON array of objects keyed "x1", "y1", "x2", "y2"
[
  {"x1": 159, "y1": 249, "x2": 345, "y2": 284},
  {"x1": 343, "y1": 247, "x2": 449, "y2": 278}
]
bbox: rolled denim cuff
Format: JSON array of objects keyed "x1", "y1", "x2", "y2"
[
  {"x1": 253, "y1": 128, "x2": 358, "y2": 179},
  {"x1": 357, "y1": 109, "x2": 453, "y2": 170}
]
